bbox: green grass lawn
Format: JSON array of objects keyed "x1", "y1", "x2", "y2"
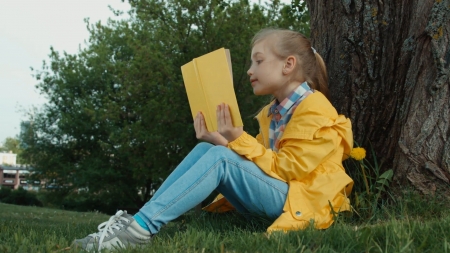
[{"x1": 1, "y1": 196, "x2": 450, "y2": 253}]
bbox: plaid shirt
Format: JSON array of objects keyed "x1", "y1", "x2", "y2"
[{"x1": 268, "y1": 82, "x2": 313, "y2": 151}]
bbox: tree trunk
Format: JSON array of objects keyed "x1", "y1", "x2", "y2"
[{"x1": 306, "y1": 0, "x2": 450, "y2": 195}]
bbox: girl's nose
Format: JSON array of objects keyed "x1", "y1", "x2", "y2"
[{"x1": 247, "y1": 67, "x2": 253, "y2": 76}]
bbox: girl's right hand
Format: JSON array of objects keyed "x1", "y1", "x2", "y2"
[{"x1": 194, "y1": 112, "x2": 229, "y2": 146}]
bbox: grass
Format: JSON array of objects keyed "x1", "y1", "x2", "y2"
[{"x1": 1, "y1": 191, "x2": 450, "y2": 253}]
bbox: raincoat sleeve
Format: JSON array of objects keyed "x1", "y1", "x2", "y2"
[
  {"x1": 255, "y1": 132, "x2": 264, "y2": 146},
  {"x1": 227, "y1": 126, "x2": 338, "y2": 182}
]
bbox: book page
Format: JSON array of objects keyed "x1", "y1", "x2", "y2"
[{"x1": 225, "y1": 49, "x2": 233, "y2": 79}]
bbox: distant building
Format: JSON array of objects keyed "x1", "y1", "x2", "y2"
[
  {"x1": 0, "y1": 151, "x2": 42, "y2": 190},
  {"x1": 0, "y1": 165, "x2": 41, "y2": 190}
]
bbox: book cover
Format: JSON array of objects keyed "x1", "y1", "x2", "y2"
[{"x1": 181, "y1": 48, "x2": 243, "y2": 132}]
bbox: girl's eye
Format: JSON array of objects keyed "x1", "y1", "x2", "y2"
[{"x1": 250, "y1": 59, "x2": 263, "y2": 66}]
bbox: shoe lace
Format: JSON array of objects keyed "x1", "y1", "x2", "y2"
[{"x1": 89, "y1": 210, "x2": 130, "y2": 250}]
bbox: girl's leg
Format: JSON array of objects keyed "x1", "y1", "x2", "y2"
[
  {"x1": 147, "y1": 142, "x2": 214, "y2": 201},
  {"x1": 74, "y1": 143, "x2": 217, "y2": 250},
  {"x1": 135, "y1": 145, "x2": 288, "y2": 234}
]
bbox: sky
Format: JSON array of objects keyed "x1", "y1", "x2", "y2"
[
  {"x1": 0, "y1": 0, "x2": 131, "y2": 143},
  {"x1": 0, "y1": 0, "x2": 290, "y2": 145}
]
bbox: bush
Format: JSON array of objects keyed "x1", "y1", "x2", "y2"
[
  {"x1": 37, "y1": 190, "x2": 139, "y2": 215},
  {"x1": 0, "y1": 187, "x2": 42, "y2": 206},
  {"x1": 0, "y1": 187, "x2": 12, "y2": 200}
]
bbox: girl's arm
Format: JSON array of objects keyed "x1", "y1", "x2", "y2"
[
  {"x1": 216, "y1": 102, "x2": 341, "y2": 182},
  {"x1": 228, "y1": 128, "x2": 338, "y2": 182}
]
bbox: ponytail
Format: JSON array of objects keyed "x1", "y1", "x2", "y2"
[{"x1": 309, "y1": 51, "x2": 329, "y2": 99}]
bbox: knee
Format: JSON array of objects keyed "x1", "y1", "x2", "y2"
[
  {"x1": 205, "y1": 145, "x2": 231, "y2": 157},
  {"x1": 194, "y1": 142, "x2": 214, "y2": 152}
]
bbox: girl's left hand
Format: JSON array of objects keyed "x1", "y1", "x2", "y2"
[{"x1": 217, "y1": 103, "x2": 243, "y2": 142}]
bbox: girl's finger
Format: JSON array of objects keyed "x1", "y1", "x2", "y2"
[
  {"x1": 224, "y1": 104, "x2": 231, "y2": 126},
  {"x1": 217, "y1": 104, "x2": 223, "y2": 129},
  {"x1": 199, "y1": 112, "x2": 206, "y2": 132},
  {"x1": 194, "y1": 112, "x2": 198, "y2": 126},
  {"x1": 194, "y1": 112, "x2": 200, "y2": 135}
]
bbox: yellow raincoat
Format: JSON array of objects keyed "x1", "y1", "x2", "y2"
[{"x1": 204, "y1": 91, "x2": 354, "y2": 232}]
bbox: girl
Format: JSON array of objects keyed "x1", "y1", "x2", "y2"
[{"x1": 74, "y1": 28, "x2": 354, "y2": 251}]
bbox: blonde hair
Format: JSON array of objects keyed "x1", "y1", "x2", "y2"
[{"x1": 251, "y1": 28, "x2": 330, "y2": 99}]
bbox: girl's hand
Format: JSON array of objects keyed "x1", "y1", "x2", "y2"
[
  {"x1": 217, "y1": 103, "x2": 244, "y2": 142},
  {"x1": 194, "y1": 112, "x2": 228, "y2": 146}
]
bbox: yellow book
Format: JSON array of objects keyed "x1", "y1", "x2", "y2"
[{"x1": 181, "y1": 48, "x2": 243, "y2": 132}]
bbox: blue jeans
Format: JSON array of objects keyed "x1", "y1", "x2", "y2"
[{"x1": 135, "y1": 142, "x2": 288, "y2": 234}]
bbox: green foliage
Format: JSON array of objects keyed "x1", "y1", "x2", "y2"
[
  {"x1": 375, "y1": 169, "x2": 393, "y2": 200},
  {"x1": 20, "y1": 0, "x2": 310, "y2": 211},
  {"x1": 344, "y1": 144, "x2": 394, "y2": 221},
  {"x1": 0, "y1": 187, "x2": 12, "y2": 200},
  {"x1": 0, "y1": 137, "x2": 19, "y2": 153},
  {"x1": 281, "y1": 0, "x2": 310, "y2": 37},
  {"x1": 0, "y1": 187, "x2": 42, "y2": 207},
  {"x1": 0, "y1": 137, "x2": 26, "y2": 164},
  {"x1": 36, "y1": 190, "x2": 138, "y2": 214}
]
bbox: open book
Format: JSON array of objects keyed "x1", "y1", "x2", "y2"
[{"x1": 181, "y1": 48, "x2": 243, "y2": 132}]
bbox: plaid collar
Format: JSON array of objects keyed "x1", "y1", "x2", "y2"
[{"x1": 268, "y1": 81, "x2": 312, "y2": 117}]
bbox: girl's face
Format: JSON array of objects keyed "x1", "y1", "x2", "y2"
[{"x1": 247, "y1": 39, "x2": 286, "y2": 99}]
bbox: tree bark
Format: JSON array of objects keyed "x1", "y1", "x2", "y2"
[{"x1": 306, "y1": 0, "x2": 450, "y2": 195}]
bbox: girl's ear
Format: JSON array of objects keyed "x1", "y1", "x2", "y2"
[{"x1": 283, "y1": 56, "x2": 296, "y2": 75}]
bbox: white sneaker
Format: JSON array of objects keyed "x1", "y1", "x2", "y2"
[{"x1": 73, "y1": 210, "x2": 152, "y2": 251}]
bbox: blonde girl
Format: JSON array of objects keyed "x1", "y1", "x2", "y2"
[{"x1": 74, "y1": 28, "x2": 354, "y2": 251}]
